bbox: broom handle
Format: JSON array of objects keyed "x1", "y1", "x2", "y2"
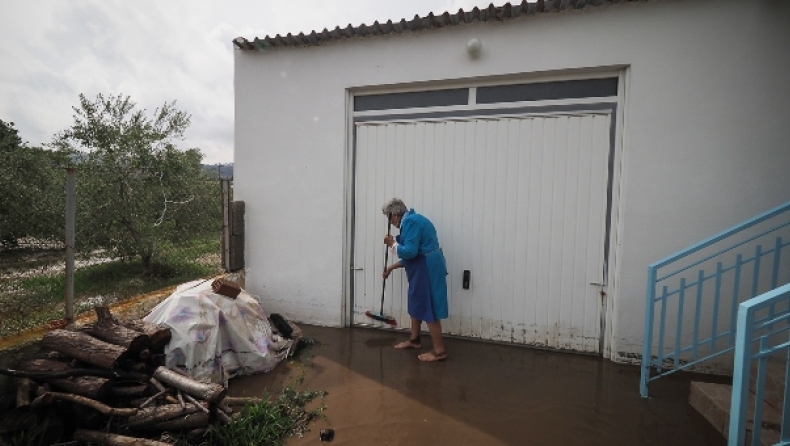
[{"x1": 381, "y1": 214, "x2": 391, "y2": 314}]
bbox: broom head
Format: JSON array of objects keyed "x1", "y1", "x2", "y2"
[{"x1": 365, "y1": 310, "x2": 397, "y2": 326}]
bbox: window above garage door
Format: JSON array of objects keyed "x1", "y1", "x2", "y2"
[{"x1": 353, "y1": 77, "x2": 619, "y2": 124}]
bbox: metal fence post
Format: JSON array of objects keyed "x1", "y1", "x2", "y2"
[
  {"x1": 221, "y1": 179, "x2": 231, "y2": 272},
  {"x1": 640, "y1": 265, "x2": 656, "y2": 398},
  {"x1": 65, "y1": 167, "x2": 76, "y2": 321}
]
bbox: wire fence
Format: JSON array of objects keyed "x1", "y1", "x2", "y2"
[{"x1": 0, "y1": 167, "x2": 227, "y2": 338}]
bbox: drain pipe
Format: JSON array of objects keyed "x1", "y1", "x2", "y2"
[{"x1": 65, "y1": 167, "x2": 76, "y2": 322}]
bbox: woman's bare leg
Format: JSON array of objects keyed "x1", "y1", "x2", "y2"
[
  {"x1": 417, "y1": 321, "x2": 447, "y2": 361},
  {"x1": 426, "y1": 321, "x2": 444, "y2": 353},
  {"x1": 394, "y1": 317, "x2": 423, "y2": 349},
  {"x1": 410, "y1": 317, "x2": 421, "y2": 341}
]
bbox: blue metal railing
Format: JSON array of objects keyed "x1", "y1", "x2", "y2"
[
  {"x1": 729, "y1": 283, "x2": 790, "y2": 446},
  {"x1": 640, "y1": 200, "x2": 790, "y2": 398}
]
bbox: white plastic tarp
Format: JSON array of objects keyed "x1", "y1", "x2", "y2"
[{"x1": 143, "y1": 279, "x2": 292, "y2": 385}]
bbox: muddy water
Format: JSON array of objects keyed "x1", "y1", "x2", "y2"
[{"x1": 229, "y1": 325, "x2": 725, "y2": 446}]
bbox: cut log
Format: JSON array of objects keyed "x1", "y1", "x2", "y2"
[
  {"x1": 20, "y1": 359, "x2": 112, "y2": 401},
  {"x1": 149, "y1": 377, "x2": 165, "y2": 391},
  {"x1": 127, "y1": 403, "x2": 202, "y2": 427},
  {"x1": 16, "y1": 378, "x2": 35, "y2": 408},
  {"x1": 84, "y1": 307, "x2": 151, "y2": 355},
  {"x1": 109, "y1": 381, "x2": 149, "y2": 398},
  {"x1": 214, "y1": 408, "x2": 232, "y2": 425},
  {"x1": 47, "y1": 375, "x2": 111, "y2": 401},
  {"x1": 72, "y1": 429, "x2": 171, "y2": 446},
  {"x1": 152, "y1": 367, "x2": 225, "y2": 403},
  {"x1": 0, "y1": 366, "x2": 147, "y2": 383},
  {"x1": 138, "y1": 388, "x2": 171, "y2": 408},
  {"x1": 123, "y1": 320, "x2": 171, "y2": 352},
  {"x1": 148, "y1": 378, "x2": 178, "y2": 404},
  {"x1": 143, "y1": 412, "x2": 211, "y2": 431},
  {"x1": 223, "y1": 396, "x2": 263, "y2": 406},
  {"x1": 41, "y1": 330, "x2": 128, "y2": 370},
  {"x1": 38, "y1": 391, "x2": 137, "y2": 417},
  {"x1": 182, "y1": 394, "x2": 209, "y2": 413},
  {"x1": 0, "y1": 366, "x2": 114, "y2": 380}
]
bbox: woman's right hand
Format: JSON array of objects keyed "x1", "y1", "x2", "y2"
[{"x1": 382, "y1": 266, "x2": 391, "y2": 279}]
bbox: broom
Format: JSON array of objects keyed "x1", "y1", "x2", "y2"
[{"x1": 365, "y1": 213, "x2": 397, "y2": 326}]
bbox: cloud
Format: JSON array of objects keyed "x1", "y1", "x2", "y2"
[{"x1": 0, "y1": 0, "x2": 482, "y2": 164}]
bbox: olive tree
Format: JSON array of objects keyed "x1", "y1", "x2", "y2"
[
  {"x1": 0, "y1": 120, "x2": 67, "y2": 248},
  {"x1": 51, "y1": 94, "x2": 220, "y2": 274}
]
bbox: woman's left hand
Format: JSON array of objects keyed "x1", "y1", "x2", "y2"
[{"x1": 384, "y1": 235, "x2": 395, "y2": 247}]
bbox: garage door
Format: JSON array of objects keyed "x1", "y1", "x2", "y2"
[{"x1": 352, "y1": 113, "x2": 611, "y2": 353}]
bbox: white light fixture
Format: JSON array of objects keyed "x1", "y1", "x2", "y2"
[{"x1": 467, "y1": 38, "x2": 482, "y2": 59}]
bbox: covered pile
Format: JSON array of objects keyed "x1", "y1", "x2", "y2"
[{"x1": 144, "y1": 279, "x2": 297, "y2": 385}]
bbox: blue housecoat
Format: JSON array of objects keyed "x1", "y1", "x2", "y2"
[{"x1": 395, "y1": 209, "x2": 448, "y2": 322}]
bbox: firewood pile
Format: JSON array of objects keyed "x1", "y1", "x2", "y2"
[{"x1": 0, "y1": 306, "x2": 261, "y2": 445}]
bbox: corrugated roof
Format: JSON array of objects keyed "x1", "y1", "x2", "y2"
[{"x1": 233, "y1": 0, "x2": 638, "y2": 51}]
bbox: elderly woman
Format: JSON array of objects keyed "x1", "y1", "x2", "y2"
[{"x1": 381, "y1": 198, "x2": 448, "y2": 362}]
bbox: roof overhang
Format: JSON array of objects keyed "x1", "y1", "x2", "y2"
[{"x1": 233, "y1": 0, "x2": 637, "y2": 51}]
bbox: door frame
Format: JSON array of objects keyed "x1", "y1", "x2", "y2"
[{"x1": 342, "y1": 67, "x2": 629, "y2": 359}]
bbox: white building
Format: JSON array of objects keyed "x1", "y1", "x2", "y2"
[{"x1": 232, "y1": 0, "x2": 790, "y2": 364}]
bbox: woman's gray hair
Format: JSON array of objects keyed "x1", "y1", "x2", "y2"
[{"x1": 382, "y1": 198, "x2": 408, "y2": 216}]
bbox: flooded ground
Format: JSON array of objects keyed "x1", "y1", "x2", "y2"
[{"x1": 229, "y1": 325, "x2": 725, "y2": 446}]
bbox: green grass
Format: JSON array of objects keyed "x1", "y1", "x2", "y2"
[
  {"x1": 0, "y1": 236, "x2": 222, "y2": 338},
  {"x1": 196, "y1": 387, "x2": 328, "y2": 446},
  {"x1": 178, "y1": 347, "x2": 327, "y2": 446}
]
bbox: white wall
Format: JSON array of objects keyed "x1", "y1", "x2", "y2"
[{"x1": 234, "y1": 0, "x2": 790, "y2": 360}]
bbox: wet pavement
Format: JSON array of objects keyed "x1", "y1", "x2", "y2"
[{"x1": 228, "y1": 325, "x2": 725, "y2": 446}]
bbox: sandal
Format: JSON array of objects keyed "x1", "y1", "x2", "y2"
[
  {"x1": 418, "y1": 350, "x2": 447, "y2": 362},
  {"x1": 394, "y1": 338, "x2": 422, "y2": 349}
]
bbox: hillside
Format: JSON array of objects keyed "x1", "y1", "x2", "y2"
[{"x1": 202, "y1": 163, "x2": 233, "y2": 179}]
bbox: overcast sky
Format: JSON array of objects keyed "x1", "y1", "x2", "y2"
[{"x1": 0, "y1": 0, "x2": 483, "y2": 164}]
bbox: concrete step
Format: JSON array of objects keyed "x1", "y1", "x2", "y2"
[
  {"x1": 750, "y1": 359, "x2": 786, "y2": 411},
  {"x1": 689, "y1": 381, "x2": 781, "y2": 446}
]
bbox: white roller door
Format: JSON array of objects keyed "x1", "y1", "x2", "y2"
[{"x1": 352, "y1": 113, "x2": 611, "y2": 353}]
